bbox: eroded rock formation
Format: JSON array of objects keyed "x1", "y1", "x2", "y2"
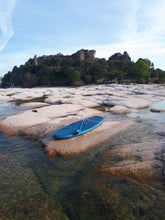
[{"x1": 71, "y1": 49, "x2": 96, "y2": 62}]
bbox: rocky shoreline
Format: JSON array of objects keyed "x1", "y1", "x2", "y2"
[
  {"x1": 0, "y1": 84, "x2": 165, "y2": 190},
  {"x1": 0, "y1": 84, "x2": 165, "y2": 155}
]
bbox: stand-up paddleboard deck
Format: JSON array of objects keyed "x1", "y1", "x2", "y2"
[{"x1": 54, "y1": 116, "x2": 104, "y2": 139}]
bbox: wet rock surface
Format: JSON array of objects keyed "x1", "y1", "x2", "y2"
[
  {"x1": 98, "y1": 140, "x2": 165, "y2": 190},
  {"x1": 0, "y1": 84, "x2": 165, "y2": 158},
  {"x1": 0, "y1": 84, "x2": 165, "y2": 219},
  {"x1": 150, "y1": 108, "x2": 165, "y2": 113}
]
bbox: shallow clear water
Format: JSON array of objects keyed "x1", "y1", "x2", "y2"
[
  {"x1": 151, "y1": 100, "x2": 165, "y2": 109},
  {"x1": 0, "y1": 102, "x2": 17, "y2": 117},
  {"x1": 0, "y1": 101, "x2": 165, "y2": 219},
  {"x1": 127, "y1": 107, "x2": 165, "y2": 123}
]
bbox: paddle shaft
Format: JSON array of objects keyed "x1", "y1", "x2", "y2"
[{"x1": 77, "y1": 117, "x2": 85, "y2": 133}]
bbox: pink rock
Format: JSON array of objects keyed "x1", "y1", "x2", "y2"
[
  {"x1": 42, "y1": 121, "x2": 134, "y2": 157},
  {"x1": 108, "y1": 105, "x2": 129, "y2": 113}
]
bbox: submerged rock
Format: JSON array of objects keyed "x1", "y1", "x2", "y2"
[
  {"x1": 97, "y1": 140, "x2": 165, "y2": 190},
  {"x1": 150, "y1": 108, "x2": 165, "y2": 113}
]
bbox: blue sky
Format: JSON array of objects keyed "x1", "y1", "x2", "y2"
[{"x1": 0, "y1": 0, "x2": 165, "y2": 76}]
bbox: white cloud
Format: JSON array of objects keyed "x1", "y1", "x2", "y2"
[
  {"x1": 0, "y1": 0, "x2": 18, "y2": 50},
  {"x1": 87, "y1": 0, "x2": 165, "y2": 69},
  {"x1": 1, "y1": 0, "x2": 165, "y2": 75}
]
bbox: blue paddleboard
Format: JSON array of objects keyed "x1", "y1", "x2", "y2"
[{"x1": 54, "y1": 116, "x2": 104, "y2": 139}]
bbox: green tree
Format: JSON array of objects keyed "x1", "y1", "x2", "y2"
[
  {"x1": 139, "y1": 58, "x2": 152, "y2": 67},
  {"x1": 36, "y1": 64, "x2": 51, "y2": 86},
  {"x1": 152, "y1": 68, "x2": 165, "y2": 83},
  {"x1": 130, "y1": 59, "x2": 151, "y2": 83},
  {"x1": 1, "y1": 71, "x2": 11, "y2": 87},
  {"x1": 68, "y1": 70, "x2": 81, "y2": 84}
]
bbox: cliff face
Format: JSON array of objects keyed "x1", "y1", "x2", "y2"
[
  {"x1": 33, "y1": 54, "x2": 59, "y2": 66},
  {"x1": 33, "y1": 49, "x2": 96, "y2": 66},
  {"x1": 108, "y1": 51, "x2": 131, "y2": 72},
  {"x1": 109, "y1": 51, "x2": 131, "y2": 63},
  {"x1": 71, "y1": 49, "x2": 96, "y2": 62}
]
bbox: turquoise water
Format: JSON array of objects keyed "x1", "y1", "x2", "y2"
[
  {"x1": 151, "y1": 100, "x2": 165, "y2": 109},
  {"x1": 0, "y1": 101, "x2": 165, "y2": 219}
]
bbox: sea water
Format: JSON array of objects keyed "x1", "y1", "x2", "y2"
[{"x1": 0, "y1": 101, "x2": 165, "y2": 219}]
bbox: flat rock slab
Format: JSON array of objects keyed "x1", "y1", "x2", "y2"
[
  {"x1": 107, "y1": 105, "x2": 129, "y2": 113},
  {"x1": 1, "y1": 84, "x2": 165, "y2": 109},
  {"x1": 0, "y1": 99, "x2": 134, "y2": 157},
  {"x1": 42, "y1": 121, "x2": 134, "y2": 157},
  {"x1": 17, "y1": 102, "x2": 50, "y2": 109},
  {"x1": 0, "y1": 104, "x2": 100, "y2": 136}
]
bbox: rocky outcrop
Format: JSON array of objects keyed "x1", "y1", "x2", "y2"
[
  {"x1": 34, "y1": 55, "x2": 38, "y2": 66},
  {"x1": 33, "y1": 54, "x2": 57, "y2": 66},
  {"x1": 33, "y1": 49, "x2": 96, "y2": 67},
  {"x1": 109, "y1": 51, "x2": 131, "y2": 63},
  {"x1": 71, "y1": 49, "x2": 96, "y2": 62},
  {"x1": 108, "y1": 51, "x2": 131, "y2": 70}
]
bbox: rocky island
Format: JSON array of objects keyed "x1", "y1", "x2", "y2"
[{"x1": 1, "y1": 49, "x2": 165, "y2": 88}]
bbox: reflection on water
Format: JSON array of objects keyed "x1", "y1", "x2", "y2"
[
  {"x1": 0, "y1": 101, "x2": 165, "y2": 219},
  {"x1": 126, "y1": 100, "x2": 165, "y2": 123},
  {"x1": 0, "y1": 101, "x2": 25, "y2": 117},
  {"x1": 0, "y1": 102, "x2": 17, "y2": 117},
  {"x1": 127, "y1": 107, "x2": 165, "y2": 123}
]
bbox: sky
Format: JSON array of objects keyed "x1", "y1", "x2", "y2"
[{"x1": 0, "y1": 0, "x2": 165, "y2": 76}]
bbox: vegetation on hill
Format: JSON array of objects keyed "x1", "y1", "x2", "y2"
[{"x1": 1, "y1": 49, "x2": 165, "y2": 88}]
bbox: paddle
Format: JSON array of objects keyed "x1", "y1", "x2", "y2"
[{"x1": 76, "y1": 117, "x2": 85, "y2": 134}]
